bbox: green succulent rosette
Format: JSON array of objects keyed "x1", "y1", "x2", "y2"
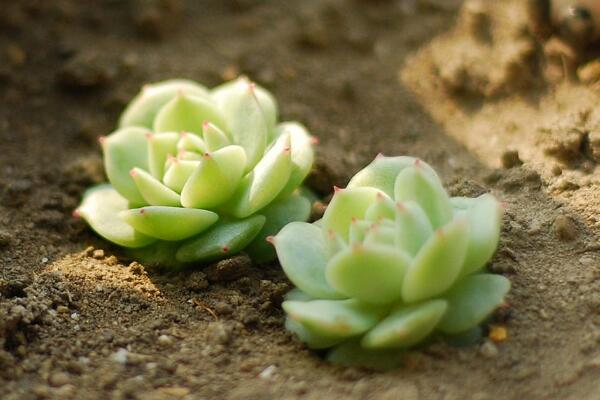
[
  {"x1": 272, "y1": 155, "x2": 510, "y2": 368},
  {"x1": 76, "y1": 77, "x2": 315, "y2": 266}
]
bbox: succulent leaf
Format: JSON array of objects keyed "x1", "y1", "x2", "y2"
[
  {"x1": 153, "y1": 93, "x2": 227, "y2": 136},
  {"x1": 285, "y1": 318, "x2": 345, "y2": 349},
  {"x1": 394, "y1": 165, "x2": 453, "y2": 229},
  {"x1": 460, "y1": 194, "x2": 502, "y2": 276},
  {"x1": 326, "y1": 244, "x2": 411, "y2": 305},
  {"x1": 77, "y1": 185, "x2": 156, "y2": 248},
  {"x1": 438, "y1": 274, "x2": 510, "y2": 334},
  {"x1": 180, "y1": 146, "x2": 247, "y2": 209},
  {"x1": 119, "y1": 79, "x2": 210, "y2": 129},
  {"x1": 274, "y1": 122, "x2": 315, "y2": 199},
  {"x1": 102, "y1": 127, "x2": 150, "y2": 206},
  {"x1": 364, "y1": 192, "x2": 396, "y2": 222},
  {"x1": 203, "y1": 121, "x2": 231, "y2": 151},
  {"x1": 147, "y1": 132, "x2": 180, "y2": 179},
  {"x1": 274, "y1": 222, "x2": 345, "y2": 299},
  {"x1": 120, "y1": 206, "x2": 218, "y2": 241},
  {"x1": 395, "y1": 201, "x2": 434, "y2": 255},
  {"x1": 245, "y1": 192, "x2": 311, "y2": 263},
  {"x1": 130, "y1": 167, "x2": 181, "y2": 207},
  {"x1": 322, "y1": 187, "x2": 382, "y2": 241},
  {"x1": 162, "y1": 159, "x2": 199, "y2": 193},
  {"x1": 362, "y1": 300, "x2": 448, "y2": 349},
  {"x1": 401, "y1": 218, "x2": 469, "y2": 303},
  {"x1": 283, "y1": 299, "x2": 385, "y2": 339},
  {"x1": 177, "y1": 132, "x2": 207, "y2": 153},
  {"x1": 212, "y1": 79, "x2": 268, "y2": 172},
  {"x1": 176, "y1": 215, "x2": 266, "y2": 263},
  {"x1": 326, "y1": 339, "x2": 404, "y2": 371},
  {"x1": 227, "y1": 133, "x2": 292, "y2": 218}
]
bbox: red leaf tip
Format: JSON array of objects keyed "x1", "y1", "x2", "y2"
[
  {"x1": 72, "y1": 210, "x2": 81, "y2": 218},
  {"x1": 265, "y1": 236, "x2": 276, "y2": 245},
  {"x1": 310, "y1": 136, "x2": 320, "y2": 145},
  {"x1": 129, "y1": 169, "x2": 137, "y2": 177},
  {"x1": 222, "y1": 246, "x2": 230, "y2": 253}
]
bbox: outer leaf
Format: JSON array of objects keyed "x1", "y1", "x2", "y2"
[
  {"x1": 212, "y1": 77, "x2": 278, "y2": 138},
  {"x1": 284, "y1": 288, "x2": 314, "y2": 302},
  {"x1": 321, "y1": 187, "x2": 381, "y2": 242},
  {"x1": 282, "y1": 299, "x2": 385, "y2": 338},
  {"x1": 362, "y1": 300, "x2": 448, "y2": 349},
  {"x1": 438, "y1": 274, "x2": 510, "y2": 334},
  {"x1": 460, "y1": 194, "x2": 502, "y2": 277},
  {"x1": 326, "y1": 244, "x2": 412, "y2": 305},
  {"x1": 130, "y1": 167, "x2": 181, "y2": 207},
  {"x1": 203, "y1": 121, "x2": 230, "y2": 151},
  {"x1": 120, "y1": 206, "x2": 218, "y2": 241},
  {"x1": 119, "y1": 79, "x2": 210, "y2": 129},
  {"x1": 126, "y1": 241, "x2": 182, "y2": 269},
  {"x1": 76, "y1": 184, "x2": 156, "y2": 248},
  {"x1": 245, "y1": 193, "x2": 311, "y2": 263},
  {"x1": 163, "y1": 160, "x2": 198, "y2": 193},
  {"x1": 395, "y1": 201, "x2": 434, "y2": 255},
  {"x1": 326, "y1": 228, "x2": 347, "y2": 258},
  {"x1": 102, "y1": 127, "x2": 150, "y2": 206},
  {"x1": 285, "y1": 318, "x2": 345, "y2": 349},
  {"x1": 153, "y1": 93, "x2": 227, "y2": 136},
  {"x1": 212, "y1": 79, "x2": 268, "y2": 171},
  {"x1": 227, "y1": 134, "x2": 292, "y2": 218},
  {"x1": 273, "y1": 222, "x2": 345, "y2": 299},
  {"x1": 176, "y1": 215, "x2": 266, "y2": 263},
  {"x1": 402, "y1": 218, "x2": 469, "y2": 303},
  {"x1": 180, "y1": 145, "x2": 247, "y2": 209},
  {"x1": 347, "y1": 156, "x2": 439, "y2": 198},
  {"x1": 147, "y1": 132, "x2": 179, "y2": 179},
  {"x1": 326, "y1": 339, "x2": 404, "y2": 371},
  {"x1": 275, "y1": 122, "x2": 315, "y2": 199},
  {"x1": 394, "y1": 165, "x2": 453, "y2": 229}
]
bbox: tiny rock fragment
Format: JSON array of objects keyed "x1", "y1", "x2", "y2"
[
  {"x1": 488, "y1": 325, "x2": 508, "y2": 342},
  {"x1": 204, "y1": 254, "x2": 252, "y2": 282},
  {"x1": 48, "y1": 372, "x2": 71, "y2": 387},
  {"x1": 258, "y1": 365, "x2": 277, "y2": 380},
  {"x1": 479, "y1": 339, "x2": 498, "y2": 358},
  {"x1": 92, "y1": 249, "x2": 105, "y2": 259},
  {"x1": 500, "y1": 150, "x2": 523, "y2": 169},
  {"x1": 206, "y1": 321, "x2": 232, "y2": 345},
  {"x1": 578, "y1": 60, "x2": 600, "y2": 84},
  {"x1": 553, "y1": 215, "x2": 578, "y2": 241}
]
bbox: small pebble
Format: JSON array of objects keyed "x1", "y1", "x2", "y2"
[
  {"x1": 204, "y1": 254, "x2": 252, "y2": 282},
  {"x1": 111, "y1": 348, "x2": 129, "y2": 365},
  {"x1": 92, "y1": 249, "x2": 105, "y2": 259},
  {"x1": 479, "y1": 340, "x2": 499, "y2": 358},
  {"x1": 48, "y1": 372, "x2": 70, "y2": 387},
  {"x1": 158, "y1": 334, "x2": 174, "y2": 346},
  {"x1": 500, "y1": 150, "x2": 523, "y2": 169},
  {"x1": 258, "y1": 365, "x2": 277, "y2": 380},
  {"x1": 553, "y1": 215, "x2": 578, "y2": 241}
]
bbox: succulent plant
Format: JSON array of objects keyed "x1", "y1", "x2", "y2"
[
  {"x1": 271, "y1": 155, "x2": 510, "y2": 368},
  {"x1": 76, "y1": 77, "x2": 315, "y2": 266}
]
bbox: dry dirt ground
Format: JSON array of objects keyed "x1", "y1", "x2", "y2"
[{"x1": 2, "y1": 0, "x2": 600, "y2": 399}]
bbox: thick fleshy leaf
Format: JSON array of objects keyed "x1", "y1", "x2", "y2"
[
  {"x1": 402, "y1": 218, "x2": 470, "y2": 303},
  {"x1": 76, "y1": 185, "x2": 156, "y2": 248},
  {"x1": 102, "y1": 127, "x2": 150, "y2": 206},
  {"x1": 363, "y1": 223, "x2": 396, "y2": 247},
  {"x1": 282, "y1": 299, "x2": 384, "y2": 338},
  {"x1": 212, "y1": 79, "x2": 268, "y2": 171},
  {"x1": 203, "y1": 121, "x2": 230, "y2": 151},
  {"x1": 365, "y1": 192, "x2": 396, "y2": 222},
  {"x1": 326, "y1": 244, "x2": 412, "y2": 305},
  {"x1": 130, "y1": 167, "x2": 181, "y2": 207},
  {"x1": 275, "y1": 122, "x2": 315, "y2": 199},
  {"x1": 176, "y1": 215, "x2": 266, "y2": 263},
  {"x1": 126, "y1": 241, "x2": 182, "y2": 269},
  {"x1": 153, "y1": 93, "x2": 227, "y2": 136},
  {"x1": 119, "y1": 79, "x2": 210, "y2": 129},
  {"x1": 273, "y1": 222, "x2": 344, "y2": 299},
  {"x1": 147, "y1": 132, "x2": 179, "y2": 179},
  {"x1": 163, "y1": 160, "x2": 199, "y2": 193},
  {"x1": 438, "y1": 274, "x2": 510, "y2": 334},
  {"x1": 322, "y1": 187, "x2": 381, "y2": 242},
  {"x1": 285, "y1": 318, "x2": 344, "y2": 349},
  {"x1": 177, "y1": 150, "x2": 203, "y2": 161},
  {"x1": 348, "y1": 219, "x2": 372, "y2": 244},
  {"x1": 460, "y1": 194, "x2": 502, "y2": 277},
  {"x1": 347, "y1": 156, "x2": 439, "y2": 198},
  {"x1": 180, "y1": 146, "x2": 247, "y2": 209},
  {"x1": 326, "y1": 339, "x2": 404, "y2": 371},
  {"x1": 284, "y1": 288, "x2": 314, "y2": 302},
  {"x1": 395, "y1": 201, "x2": 434, "y2": 255},
  {"x1": 245, "y1": 193, "x2": 311, "y2": 263},
  {"x1": 177, "y1": 132, "x2": 206, "y2": 153},
  {"x1": 227, "y1": 134, "x2": 292, "y2": 218},
  {"x1": 394, "y1": 165, "x2": 453, "y2": 229},
  {"x1": 362, "y1": 300, "x2": 448, "y2": 349},
  {"x1": 120, "y1": 206, "x2": 218, "y2": 241},
  {"x1": 326, "y1": 228, "x2": 347, "y2": 257},
  {"x1": 212, "y1": 77, "x2": 278, "y2": 138}
]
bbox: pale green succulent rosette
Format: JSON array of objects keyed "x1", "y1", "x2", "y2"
[
  {"x1": 76, "y1": 77, "x2": 314, "y2": 266},
  {"x1": 272, "y1": 155, "x2": 510, "y2": 369}
]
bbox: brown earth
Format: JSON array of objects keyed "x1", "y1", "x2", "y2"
[{"x1": 2, "y1": 0, "x2": 600, "y2": 399}]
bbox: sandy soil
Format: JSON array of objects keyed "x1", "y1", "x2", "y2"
[{"x1": 2, "y1": 0, "x2": 600, "y2": 399}]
